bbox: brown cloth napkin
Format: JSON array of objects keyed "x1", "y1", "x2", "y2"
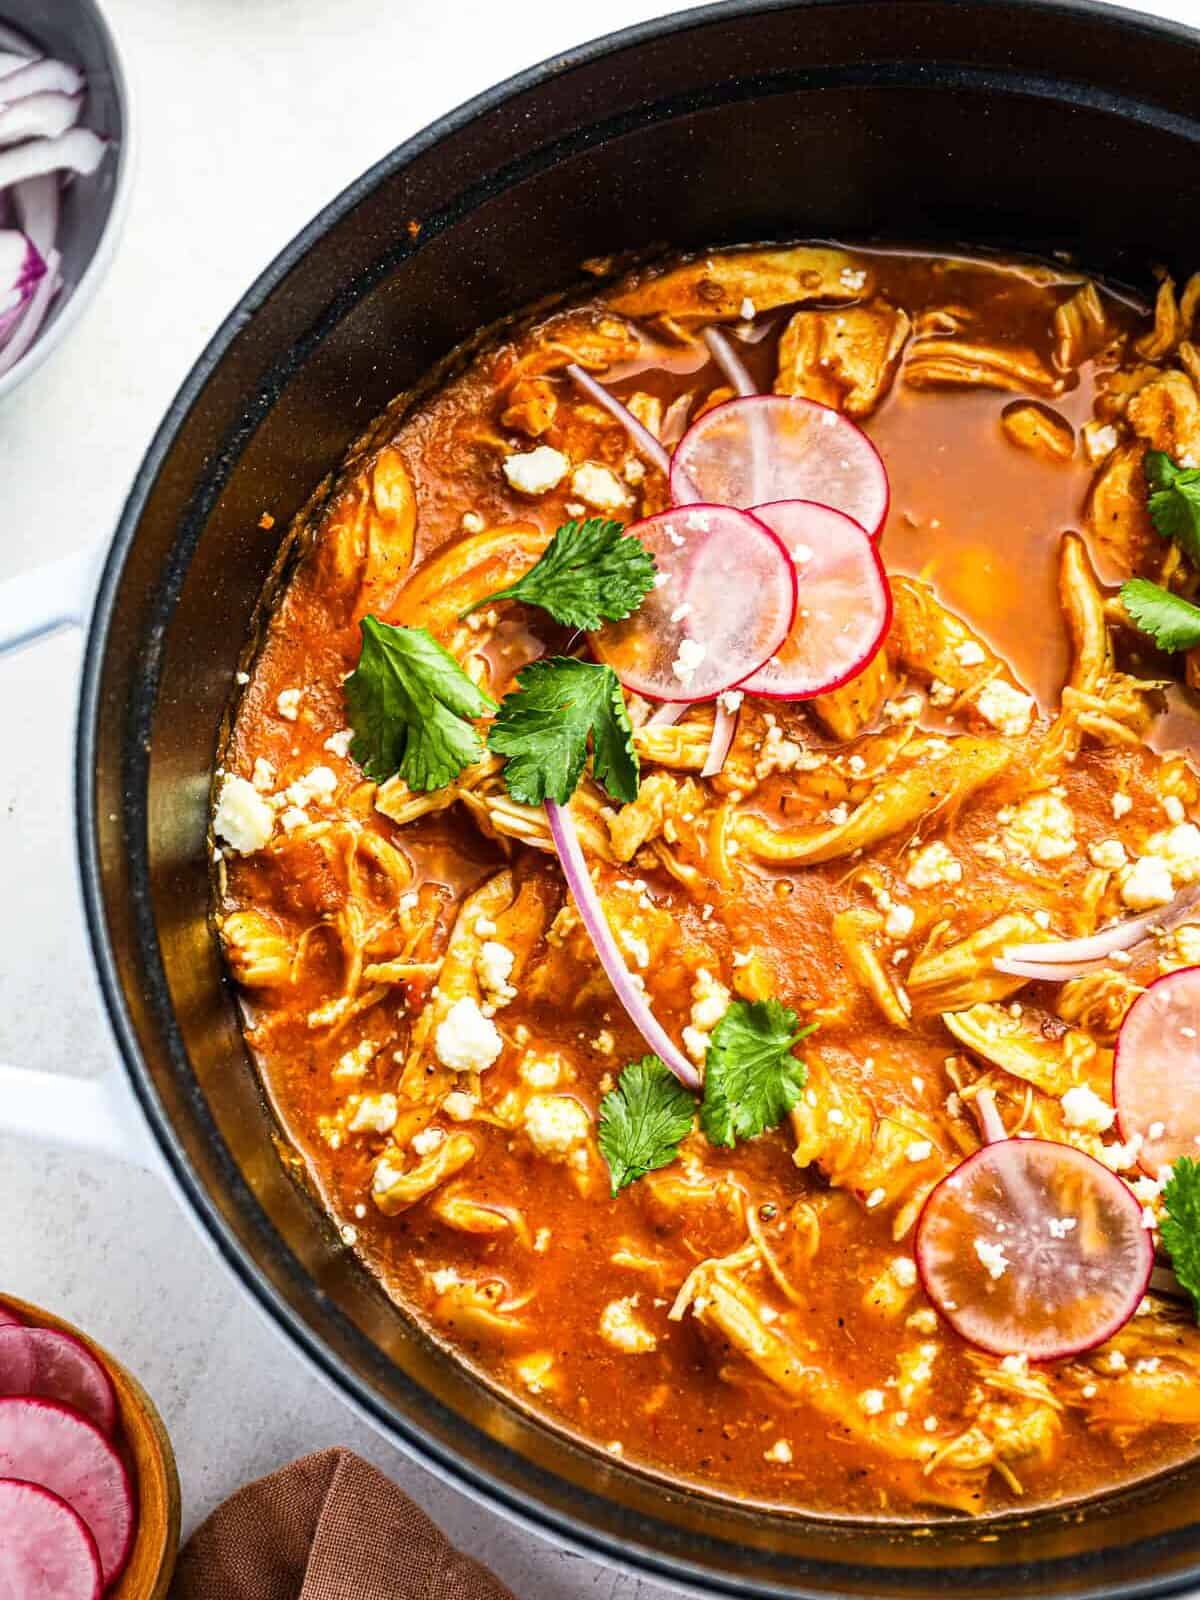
[{"x1": 171, "y1": 1447, "x2": 517, "y2": 1600}]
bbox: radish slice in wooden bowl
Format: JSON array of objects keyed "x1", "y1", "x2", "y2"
[
  {"x1": 0, "y1": 1398, "x2": 134, "y2": 1587},
  {"x1": 1114, "y1": 966, "x2": 1200, "y2": 1176},
  {"x1": 0, "y1": 1327, "x2": 117, "y2": 1435},
  {"x1": 0, "y1": 1478, "x2": 102, "y2": 1600},
  {"x1": 590, "y1": 504, "x2": 796, "y2": 702},
  {"x1": 915, "y1": 1134, "x2": 1153, "y2": 1360},
  {"x1": 736, "y1": 500, "x2": 892, "y2": 698},
  {"x1": 670, "y1": 395, "x2": 890, "y2": 539}
]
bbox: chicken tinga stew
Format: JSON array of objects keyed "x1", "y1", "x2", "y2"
[{"x1": 211, "y1": 244, "x2": 1200, "y2": 1518}]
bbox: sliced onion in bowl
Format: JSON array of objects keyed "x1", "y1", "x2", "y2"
[
  {"x1": 0, "y1": 227, "x2": 44, "y2": 341},
  {"x1": 1000, "y1": 884, "x2": 1200, "y2": 969},
  {"x1": 0, "y1": 90, "x2": 82, "y2": 147},
  {"x1": 566, "y1": 362, "x2": 671, "y2": 477},
  {"x1": 590, "y1": 505, "x2": 796, "y2": 703},
  {"x1": 545, "y1": 800, "x2": 700, "y2": 1089},
  {"x1": 734, "y1": 500, "x2": 892, "y2": 699},
  {"x1": 671, "y1": 394, "x2": 891, "y2": 538},
  {"x1": 915, "y1": 1133, "x2": 1153, "y2": 1360},
  {"x1": 0, "y1": 245, "x2": 58, "y2": 376},
  {"x1": 0, "y1": 127, "x2": 105, "y2": 189},
  {"x1": 701, "y1": 700, "x2": 738, "y2": 777},
  {"x1": 702, "y1": 324, "x2": 757, "y2": 397},
  {"x1": 1114, "y1": 966, "x2": 1200, "y2": 1176},
  {"x1": 0, "y1": 58, "x2": 84, "y2": 104}
]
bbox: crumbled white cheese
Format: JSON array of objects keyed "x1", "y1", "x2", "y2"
[
  {"x1": 1146, "y1": 822, "x2": 1200, "y2": 885},
  {"x1": 523, "y1": 1094, "x2": 591, "y2": 1157},
  {"x1": 461, "y1": 510, "x2": 485, "y2": 533},
  {"x1": 1003, "y1": 793, "x2": 1076, "y2": 863},
  {"x1": 502, "y1": 445, "x2": 569, "y2": 495},
  {"x1": 717, "y1": 688, "x2": 744, "y2": 716},
  {"x1": 739, "y1": 296, "x2": 757, "y2": 320},
  {"x1": 214, "y1": 775, "x2": 276, "y2": 854},
  {"x1": 571, "y1": 461, "x2": 631, "y2": 512},
  {"x1": 884, "y1": 902, "x2": 915, "y2": 940},
  {"x1": 865, "y1": 1187, "x2": 887, "y2": 1210},
  {"x1": 276, "y1": 687, "x2": 303, "y2": 721},
  {"x1": 883, "y1": 692, "x2": 925, "y2": 723},
  {"x1": 332, "y1": 1040, "x2": 375, "y2": 1081},
  {"x1": 839, "y1": 266, "x2": 868, "y2": 292},
  {"x1": 763, "y1": 1438, "x2": 793, "y2": 1463},
  {"x1": 905, "y1": 1140, "x2": 933, "y2": 1163},
  {"x1": 1089, "y1": 838, "x2": 1128, "y2": 871},
  {"x1": 1112, "y1": 791, "x2": 1133, "y2": 819},
  {"x1": 434, "y1": 996, "x2": 503, "y2": 1073},
  {"x1": 1046, "y1": 1215, "x2": 1078, "y2": 1239},
  {"x1": 519, "y1": 1052, "x2": 564, "y2": 1090},
  {"x1": 476, "y1": 939, "x2": 517, "y2": 1006},
  {"x1": 323, "y1": 728, "x2": 354, "y2": 760},
  {"x1": 892, "y1": 1257, "x2": 918, "y2": 1288},
  {"x1": 691, "y1": 968, "x2": 731, "y2": 1032},
  {"x1": 905, "y1": 840, "x2": 962, "y2": 890},
  {"x1": 251, "y1": 757, "x2": 276, "y2": 792},
  {"x1": 591, "y1": 1029, "x2": 615, "y2": 1055},
  {"x1": 1000, "y1": 1353, "x2": 1028, "y2": 1375},
  {"x1": 442, "y1": 1090, "x2": 477, "y2": 1122},
  {"x1": 927, "y1": 679, "x2": 956, "y2": 708},
  {"x1": 671, "y1": 637, "x2": 706, "y2": 686},
  {"x1": 1060, "y1": 1084, "x2": 1116, "y2": 1133},
  {"x1": 599, "y1": 1296, "x2": 657, "y2": 1353},
  {"x1": 1083, "y1": 422, "x2": 1119, "y2": 462},
  {"x1": 682, "y1": 1025, "x2": 710, "y2": 1064},
  {"x1": 285, "y1": 765, "x2": 338, "y2": 809},
  {"x1": 974, "y1": 1238, "x2": 1010, "y2": 1280},
  {"x1": 1120, "y1": 854, "x2": 1175, "y2": 911},
  {"x1": 954, "y1": 640, "x2": 986, "y2": 668},
  {"x1": 975, "y1": 678, "x2": 1035, "y2": 738},
  {"x1": 348, "y1": 1093, "x2": 398, "y2": 1135},
  {"x1": 858, "y1": 1388, "x2": 887, "y2": 1415}
]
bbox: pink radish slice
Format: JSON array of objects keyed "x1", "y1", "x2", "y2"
[
  {"x1": 1114, "y1": 966, "x2": 1200, "y2": 1176},
  {"x1": 735, "y1": 500, "x2": 892, "y2": 699},
  {"x1": 671, "y1": 394, "x2": 891, "y2": 539},
  {"x1": 915, "y1": 1137, "x2": 1152, "y2": 1360},
  {"x1": 0, "y1": 1398, "x2": 134, "y2": 1586},
  {"x1": 590, "y1": 505, "x2": 796, "y2": 702},
  {"x1": 0, "y1": 1479, "x2": 102, "y2": 1600},
  {"x1": 0, "y1": 1329, "x2": 117, "y2": 1436}
]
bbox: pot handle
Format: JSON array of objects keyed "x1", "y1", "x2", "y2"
[
  {"x1": 0, "y1": 1063, "x2": 167, "y2": 1177},
  {"x1": 0, "y1": 543, "x2": 102, "y2": 657}
]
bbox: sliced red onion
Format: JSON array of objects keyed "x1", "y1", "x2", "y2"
[
  {"x1": 0, "y1": 227, "x2": 44, "y2": 341},
  {"x1": 0, "y1": 52, "x2": 33, "y2": 81},
  {"x1": 545, "y1": 798, "x2": 701, "y2": 1089},
  {"x1": 1000, "y1": 884, "x2": 1200, "y2": 969},
  {"x1": 702, "y1": 325, "x2": 758, "y2": 397},
  {"x1": 565, "y1": 362, "x2": 671, "y2": 477},
  {"x1": 992, "y1": 953, "x2": 1112, "y2": 983},
  {"x1": 13, "y1": 173, "x2": 59, "y2": 257},
  {"x1": 0, "y1": 127, "x2": 105, "y2": 189},
  {"x1": 0, "y1": 245, "x2": 59, "y2": 376},
  {"x1": 646, "y1": 701, "x2": 686, "y2": 727},
  {"x1": 0, "y1": 58, "x2": 84, "y2": 105},
  {"x1": 701, "y1": 701, "x2": 738, "y2": 777},
  {"x1": 0, "y1": 90, "x2": 82, "y2": 147}
]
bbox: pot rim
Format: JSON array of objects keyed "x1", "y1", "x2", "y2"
[{"x1": 74, "y1": 1, "x2": 1200, "y2": 1593}]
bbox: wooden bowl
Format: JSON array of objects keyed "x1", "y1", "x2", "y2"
[{"x1": 1, "y1": 1295, "x2": 180, "y2": 1599}]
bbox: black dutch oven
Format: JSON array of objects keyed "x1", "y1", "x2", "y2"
[{"x1": 23, "y1": 1, "x2": 1200, "y2": 1593}]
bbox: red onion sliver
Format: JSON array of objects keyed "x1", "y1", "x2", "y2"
[
  {"x1": 0, "y1": 245, "x2": 59, "y2": 376},
  {"x1": 0, "y1": 90, "x2": 82, "y2": 147},
  {"x1": 701, "y1": 701, "x2": 738, "y2": 777},
  {"x1": 702, "y1": 324, "x2": 757, "y2": 397},
  {"x1": 0, "y1": 127, "x2": 105, "y2": 188},
  {"x1": 565, "y1": 362, "x2": 671, "y2": 477},
  {"x1": 992, "y1": 954, "x2": 1113, "y2": 983},
  {"x1": 0, "y1": 52, "x2": 33, "y2": 82},
  {"x1": 14, "y1": 173, "x2": 59, "y2": 258},
  {"x1": 0, "y1": 227, "x2": 44, "y2": 342},
  {"x1": 0, "y1": 58, "x2": 84, "y2": 105},
  {"x1": 972, "y1": 1086, "x2": 1008, "y2": 1145},
  {"x1": 545, "y1": 799, "x2": 700, "y2": 1089},
  {"x1": 1000, "y1": 883, "x2": 1200, "y2": 968},
  {"x1": 646, "y1": 701, "x2": 686, "y2": 728}
]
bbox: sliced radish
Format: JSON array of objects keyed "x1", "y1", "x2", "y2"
[
  {"x1": 0, "y1": 1479, "x2": 102, "y2": 1600},
  {"x1": 735, "y1": 500, "x2": 892, "y2": 699},
  {"x1": 1114, "y1": 966, "x2": 1200, "y2": 1176},
  {"x1": 0, "y1": 1329, "x2": 117, "y2": 1436},
  {"x1": 0, "y1": 1398, "x2": 134, "y2": 1586},
  {"x1": 671, "y1": 395, "x2": 891, "y2": 539},
  {"x1": 915, "y1": 1132, "x2": 1152, "y2": 1360},
  {"x1": 590, "y1": 505, "x2": 796, "y2": 702}
]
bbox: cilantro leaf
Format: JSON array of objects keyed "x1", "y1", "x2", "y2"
[
  {"x1": 1161, "y1": 1156, "x2": 1200, "y2": 1320},
  {"x1": 1120, "y1": 578, "x2": 1200, "y2": 654},
  {"x1": 487, "y1": 656, "x2": 638, "y2": 805},
  {"x1": 700, "y1": 1000, "x2": 815, "y2": 1148},
  {"x1": 344, "y1": 616, "x2": 497, "y2": 792},
  {"x1": 598, "y1": 1055, "x2": 696, "y2": 1194},
  {"x1": 463, "y1": 518, "x2": 656, "y2": 631},
  {"x1": 1146, "y1": 449, "x2": 1200, "y2": 566}
]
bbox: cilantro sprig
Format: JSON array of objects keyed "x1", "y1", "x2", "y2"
[
  {"x1": 1120, "y1": 578, "x2": 1200, "y2": 654},
  {"x1": 700, "y1": 999, "x2": 814, "y2": 1149},
  {"x1": 598, "y1": 1056, "x2": 696, "y2": 1194},
  {"x1": 487, "y1": 656, "x2": 639, "y2": 805},
  {"x1": 463, "y1": 517, "x2": 656, "y2": 631},
  {"x1": 598, "y1": 1001, "x2": 816, "y2": 1193},
  {"x1": 1161, "y1": 1157, "x2": 1200, "y2": 1320},
  {"x1": 1147, "y1": 450, "x2": 1200, "y2": 566},
  {"x1": 344, "y1": 617, "x2": 497, "y2": 791}
]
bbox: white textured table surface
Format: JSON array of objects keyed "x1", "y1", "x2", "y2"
[{"x1": 1, "y1": 0, "x2": 1198, "y2": 1593}]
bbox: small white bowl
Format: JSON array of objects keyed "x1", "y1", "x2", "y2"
[{"x1": 0, "y1": 0, "x2": 133, "y2": 402}]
